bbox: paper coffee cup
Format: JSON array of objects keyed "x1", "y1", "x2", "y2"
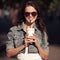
[{"x1": 27, "y1": 27, "x2": 35, "y2": 36}]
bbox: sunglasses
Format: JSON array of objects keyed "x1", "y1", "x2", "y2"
[{"x1": 24, "y1": 12, "x2": 37, "y2": 17}]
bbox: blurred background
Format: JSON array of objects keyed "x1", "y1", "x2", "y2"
[
  {"x1": 0, "y1": 0, "x2": 58, "y2": 18},
  {"x1": 0, "y1": 0, "x2": 60, "y2": 60}
]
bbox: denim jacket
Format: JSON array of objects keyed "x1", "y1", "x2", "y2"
[{"x1": 6, "y1": 22, "x2": 49, "y2": 54}]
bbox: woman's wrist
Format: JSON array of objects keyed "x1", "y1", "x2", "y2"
[
  {"x1": 35, "y1": 41, "x2": 40, "y2": 48},
  {"x1": 21, "y1": 44, "x2": 26, "y2": 49},
  {"x1": 35, "y1": 42, "x2": 42, "y2": 51}
]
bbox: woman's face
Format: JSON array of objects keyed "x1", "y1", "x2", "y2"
[{"x1": 24, "y1": 6, "x2": 38, "y2": 24}]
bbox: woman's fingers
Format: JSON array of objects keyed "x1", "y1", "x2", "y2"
[{"x1": 24, "y1": 34, "x2": 39, "y2": 47}]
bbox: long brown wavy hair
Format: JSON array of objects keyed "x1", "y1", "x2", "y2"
[{"x1": 18, "y1": 0, "x2": 47, "y2": 34}]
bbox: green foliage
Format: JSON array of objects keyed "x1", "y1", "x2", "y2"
[{"x1": 1, "y1": 0, "x2": 58, "y2": 13}]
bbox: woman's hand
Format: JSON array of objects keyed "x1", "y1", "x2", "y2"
[
  {"x1": 24, "y1": 34, "x2": 33, "y2": 47},
  {"x1": 24, "y1": 34, "x2": 40, "y2": 47},
  {"x1": 28, "y1": 34, "x2": 40, "y2": 47}
]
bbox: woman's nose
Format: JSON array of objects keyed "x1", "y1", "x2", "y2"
[{"x1": 29, "y1": 14, "x2": 32, "y2": 17}]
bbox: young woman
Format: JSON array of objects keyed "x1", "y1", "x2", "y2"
[{"x1": 6, "y1": 0, "x2": 49, "y2": 60}]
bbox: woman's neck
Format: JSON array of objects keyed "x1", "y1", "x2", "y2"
[
  {"x1": 25, "y1": 22, "x2": 35, "y2": 28},
  {"x1": 23, "y1": 22, "x2": 35, "y2": 32}
]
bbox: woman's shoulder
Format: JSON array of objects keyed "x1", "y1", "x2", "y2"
[
  {"x1": 7, "y1": 25, "x2": 21, "y2": 35},
  {"x1": 9, "y1": 25, "x2": 21, "y2": 32},
  {"x1": 10, "y1": 26, "x2": 18, "y2": 31}
]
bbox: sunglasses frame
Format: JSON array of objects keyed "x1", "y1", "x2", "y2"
[{"x1": 24, "y1": 12, "x2": 37, "y2": 17}]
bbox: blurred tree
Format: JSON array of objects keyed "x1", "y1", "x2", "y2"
[
  {"x1": 48, "y1": 0, "x2": 58, "y2": 13},
  {"x1": 1, "y1": 0, "x2": 58, "y2": 12}
]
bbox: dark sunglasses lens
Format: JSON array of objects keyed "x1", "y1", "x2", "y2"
[
  {"x1": 32, "y1": 12, "x2": 37, "y2": 17},
  {"x1": 25, "y1": 12, "x2": 37, "y2": 17},
  {"x1": 25, "y1": 12, "x2": 30, "y2": 17}
]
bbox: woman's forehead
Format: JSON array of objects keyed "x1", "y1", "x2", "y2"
[{"x1": 25, "y1": 6, "x2": 37, "y2": 12}]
